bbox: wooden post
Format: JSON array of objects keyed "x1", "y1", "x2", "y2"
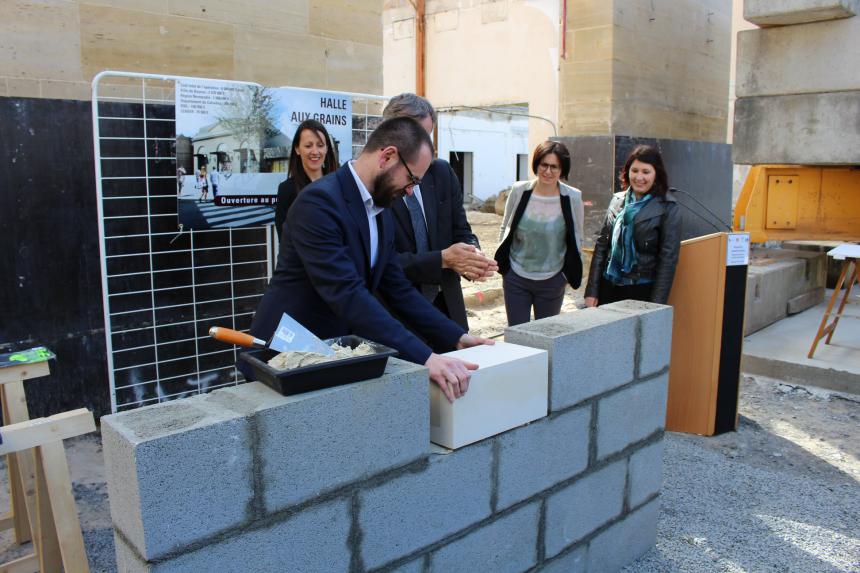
[{"x1": 415, "y1": 0, "x2": 426, "y2": 96}]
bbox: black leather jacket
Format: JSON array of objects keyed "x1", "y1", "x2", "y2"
[{"x1": 585, "y1": 189, "x2": 682, "y2": 304}]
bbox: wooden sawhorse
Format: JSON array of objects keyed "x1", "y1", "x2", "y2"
[
  {"x1": 0, "y1": 409, "x2": 95, "y2": 572},
  {"x1": 808, "y1": 245, "x2": 860, "y2": 359}
]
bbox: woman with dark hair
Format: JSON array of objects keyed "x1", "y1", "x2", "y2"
[
  {"x1": 585, "y1": 144, "x2": 681, "y2": 306},
  {"x1": 274, "y1": 120, "x2": 338, "y2": 240},
  {"x1": 495, "y1": 141, "x2": 584, "y2": 326}
]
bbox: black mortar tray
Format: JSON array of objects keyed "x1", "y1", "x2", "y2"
[{"x1": 240, "y1": 335, "x2": 398, "y2": 396}]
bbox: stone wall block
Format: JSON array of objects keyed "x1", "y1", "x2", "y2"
[
  {"x1": 544, "y1": 461, "x2": 626, "y2": 558},
  {"x1": 596, "y1": 375, "x2": 668, "y2": 459},
  {"x1": 102, "y1": 396, "x2": 254, "y2": 561},
  {"x1": 601, "y1": 300, "x2": 673, "y2": 377},
  {"x1": 246, "y1": 360, "x2": 430, "y2": 513},
  {"x1": 586, "y1": 499, "x2": 660, "y2": 572},
  {"x1": 359, "y1": 442, "x2": 494, "y2": 569},
  {"x1": 496, "y1": 406, "x2": 591, "y2": 509},
  {"x1": 504, "y1": 309, "x2": 636, "y2": 411},
  {"x1": 429, "y1": 503, "x2": 540, "y2": 573},
  {"x1": 628, "y1": 441, "x2": 664, "y2": 508},
  {"x1": 113, "y1": 499, "x2": 351, "y2": 572}
]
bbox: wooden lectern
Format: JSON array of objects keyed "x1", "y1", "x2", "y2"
[{"x1": 666, "y1": 232, "x2": 749, "y2": 436}]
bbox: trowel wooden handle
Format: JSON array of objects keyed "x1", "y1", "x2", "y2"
[{"x1": 209, "y1": 327, "x2": 266, "y2": 349}]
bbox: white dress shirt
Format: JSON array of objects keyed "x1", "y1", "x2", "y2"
[{"x1": 348, "y1": 161, "x2": 384, "y2": 268}]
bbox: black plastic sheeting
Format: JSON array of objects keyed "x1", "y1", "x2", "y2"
[{"x1": 1, "y1": 97, "x2": 110, "y2": 418}]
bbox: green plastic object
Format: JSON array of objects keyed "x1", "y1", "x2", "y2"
[{"x1": 0, "y1": 346, "x2": 55, "y2": 369}]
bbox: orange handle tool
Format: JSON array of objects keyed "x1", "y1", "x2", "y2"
[{"x1": 209, "y1": 327, "x2": 267, "y2": 349}]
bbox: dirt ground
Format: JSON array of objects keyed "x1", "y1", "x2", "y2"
[
  {"x1": 0, "y1": 212, "x2": 856, "y2": 572},
  {"x1": 460, "y1": 211, "x2": 585, "y2": 339}
]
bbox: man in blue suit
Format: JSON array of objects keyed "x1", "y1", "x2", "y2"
[{"x1": 249, "y1": 117, "x2": 491, "y2": 401}]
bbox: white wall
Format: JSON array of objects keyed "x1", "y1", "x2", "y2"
[{"x1": 437, "y1": 110, "x2": 529, "y2": 201}]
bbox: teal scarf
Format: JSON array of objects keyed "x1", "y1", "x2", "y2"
[{"x1": 605, "y1": 190, "x2": 654, "y2": 285}]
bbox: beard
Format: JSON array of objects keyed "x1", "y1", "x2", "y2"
[{"x1": 370, "y1": 169, "x2": 406, "y2": 208}]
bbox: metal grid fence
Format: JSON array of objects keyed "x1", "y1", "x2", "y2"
[{"x1": 93, "y1": 72, "x2": 385, "y2": 412}]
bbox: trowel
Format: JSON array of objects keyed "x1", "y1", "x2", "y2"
[{"x1": 209, "y1": 313, "x2": 335, "y2": 356}]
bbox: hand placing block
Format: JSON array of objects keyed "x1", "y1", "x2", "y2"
[{"x1": 431, "y1": 342, "x2": 548, "y2": 449}]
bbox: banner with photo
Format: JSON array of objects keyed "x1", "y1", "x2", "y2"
[{"x1": 175, "y1": 79, "x2": 353, "y2": 230}]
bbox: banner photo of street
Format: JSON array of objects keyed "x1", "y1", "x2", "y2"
[{"x1": 176, "y1": 80, "x2": 353, "y2": 230}]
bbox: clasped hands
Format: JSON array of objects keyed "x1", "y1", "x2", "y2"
[
  {"x1": 442, "y1": 243, "x2": 498, "y2": 282},
  {"x1": 424, "y1": 333, "x2": 494, "y2": 403}
]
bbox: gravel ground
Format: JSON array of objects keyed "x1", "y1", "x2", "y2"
[{"x1": 626, "y1": 376, "x2": 859, "y2": 573}]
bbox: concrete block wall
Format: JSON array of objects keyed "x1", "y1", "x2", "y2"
[
  {"x1": 102, "y1": 303, "x2": 671, "y2": 572},
  {"x1": 733, "y1": 0, "x2": 860, "y2": 164}
]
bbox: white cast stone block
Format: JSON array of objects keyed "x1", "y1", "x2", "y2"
[{"x1": 431, "y1": 342, "x2": 548, "y2": 449}]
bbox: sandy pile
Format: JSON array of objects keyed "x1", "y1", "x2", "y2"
[{"x1": 267, "y1": 341, "x2": 376, "y2": 370}]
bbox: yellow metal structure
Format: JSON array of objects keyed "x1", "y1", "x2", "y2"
[{"x1": 734, "y1": 165, "x2": 860, "y2": 242}]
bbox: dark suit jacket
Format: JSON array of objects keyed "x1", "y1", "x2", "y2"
[
  {"x1": 249, "y1": 164, "x2": 465, "y2": 366},
  {"x1": 390, "y1": 159, "x2": 479, "y2": 330}
]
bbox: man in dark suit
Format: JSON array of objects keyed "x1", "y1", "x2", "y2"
[
  {"x1": 248, "y1": 117, "x2": 491, "y2": 401},
  {"x1": 383, "y1": 94, "x2": 497, "y2": 334}
]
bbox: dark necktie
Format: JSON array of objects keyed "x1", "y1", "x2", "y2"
[{"x1": 404, "y1": 194, "x2": 438, "y2": 301}]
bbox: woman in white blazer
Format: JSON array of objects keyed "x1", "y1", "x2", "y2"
[{"x1": 494, "y1": 141, "x2": 584, "y2": 326}]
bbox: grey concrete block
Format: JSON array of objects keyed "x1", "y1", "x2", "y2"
[
  {"x1": 596, "y1": 376, "x2": 667, "y2": 460},
  {"x1": 359, "y1": 442, "x2": 494, "y2": 569},
  {"x1": 544, "y1": 461, "x2": 626, "y2": 558},
  {"x1": 745, "y1": 261, "x2": 795, "y2": 335},
  {"x1": 229, "y1": 359, "x2": 430, "y2": 513},
  {"x1": 601, "y1": 301, "x2": 673, "y2": 377},
  {"x1": 628, "y1": 441, "x2": 664, "y2": 508},
  {"x1": 733, "y1": 91, "x2": 860, "y2": 165},
  {"x1": 538, "y1": 545, "x2": 587, "y2": 573},
  {"x1": 736, "y1": 17, "x2": 860, "y2": 98},
  {"x1": 744, "y1": 0, "x2": 859, "y2": 25},
  {"x1": 496, "y1": 406, "x2": 590, "y2": 510},
  {"x1": 505, "y1": 309, "x2": 636, "y2": 411},
  {"x1": 586, "y1": 499, "x2": 660, "y2": 573},
  {"x1": 429, "y1": 503, "x2": 540, "y2": 573},
  {"x1": 102, "y1": 396, "x2": 254, "y2": 561},
  {"x1": 390, "y1": 557, "x2": 426, "y2": 573},
  {"x1": 116, "y1": 499, "x2": 351, "y2": 573},
  {"x1": 787, "y1": 287, "x2": 825, "y2": 315}
]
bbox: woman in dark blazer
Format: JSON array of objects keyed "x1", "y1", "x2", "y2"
[
  {"x1": 585, "y1": 145, "x2": 681, "y2": 306},
  {"x1": 274, "y1": 120, "x2": 338, "y2": 241},
  {"x1": 495, "y1": 141, "x2": 584, "y2": 326}
]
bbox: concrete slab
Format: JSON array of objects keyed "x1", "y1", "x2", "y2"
[
  {"x1": 744, "y1": 0, "x2": 860, "y2": 25},
  {"x1": 736, "y1": 16, "x2": 860, "y2": 97},
  {"x1": 732, "y1": 91, "x2": 860, "y2": 165},
  {"x1": 742, "y1": 292, "x2": 860, "y2": 394}
]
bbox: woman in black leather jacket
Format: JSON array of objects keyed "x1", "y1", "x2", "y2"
[{"x1": 585, "y1": 145, "x2": 681, "y2": 306}]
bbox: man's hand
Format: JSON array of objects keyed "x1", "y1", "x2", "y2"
[
  {"x1": 425, "y1": 353, "x2": 478, "y2": 403},
  {"x1": 456, "y1": 333, "x2": 495, "y2": 349},
  {"x1": 584, "y1": 296, "x2": 598, "y2": 308},
  {"x1": 442, "y1": 243, "x2": 496, "y2": 281}
]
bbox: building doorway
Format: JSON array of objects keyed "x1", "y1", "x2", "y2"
[{"x1": 449, "y1": 151, "x2": 473, "y2": 204}]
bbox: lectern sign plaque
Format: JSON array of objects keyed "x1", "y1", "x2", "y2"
[{"x1": 726, "y1": 233, "x2": 751, "y2": 266}]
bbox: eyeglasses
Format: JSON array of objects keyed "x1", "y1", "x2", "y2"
[
  {"x1": 397, "y1": 150, "x2": 422, "y2": 187},
  {"x1": 538, "y1": 162, "x2": 561, "y2": 173}
]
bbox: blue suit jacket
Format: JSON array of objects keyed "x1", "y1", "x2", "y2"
[{"x1": 249, "y1": 164, "x2": 465, "y2": 365}]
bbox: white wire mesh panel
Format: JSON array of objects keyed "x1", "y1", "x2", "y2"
[{"x1": 93, "y1": 72, "x2": 386, "y2": 413}]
